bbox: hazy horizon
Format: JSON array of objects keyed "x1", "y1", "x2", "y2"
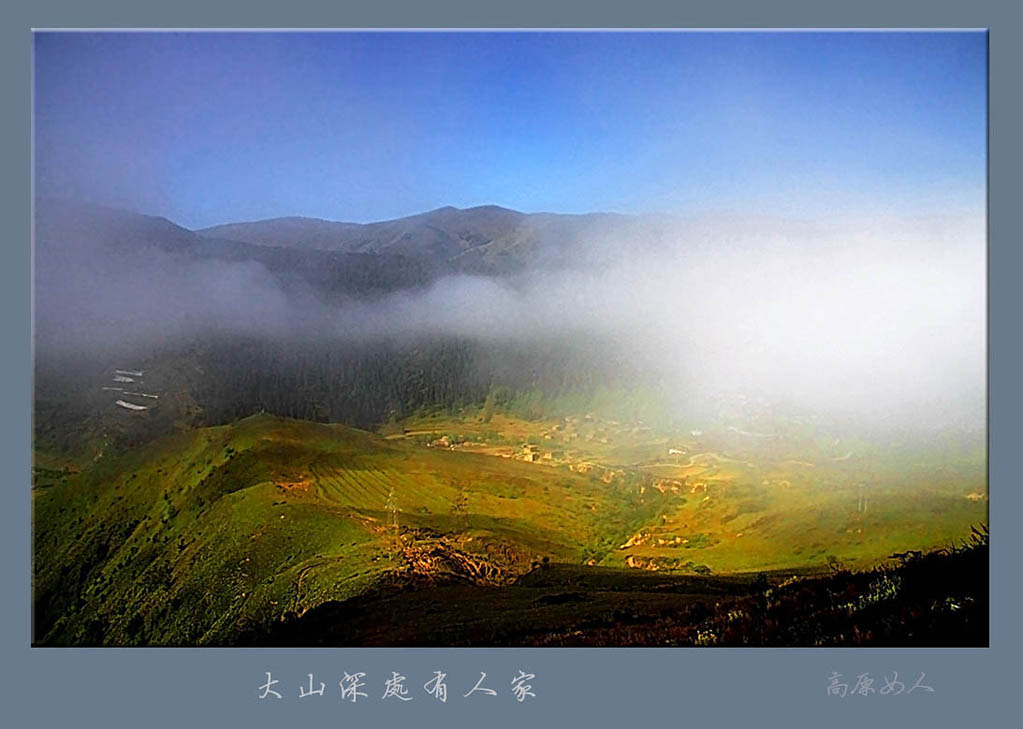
[
  {"x1": 34, "y1": 31, "x2": 986, "y2": 229},
  {"x1": 32, "y1": 30, "x2": 988, "y2": 431}
]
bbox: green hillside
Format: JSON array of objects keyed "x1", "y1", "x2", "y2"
[
  {"x1": 32, "y1": 414, "x2": 655, "y2": 645},
  {"x1": 33, "y1": 411, "x2": 986, "y2": 646}
]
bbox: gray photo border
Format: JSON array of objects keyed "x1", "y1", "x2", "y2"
[{"x1": 3, "y1": 2, "x2": 1018, "y2": 727}]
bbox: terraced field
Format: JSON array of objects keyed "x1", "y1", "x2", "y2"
[{"x1": 391, "y1": 410, "x2": 988, "y2": 575}]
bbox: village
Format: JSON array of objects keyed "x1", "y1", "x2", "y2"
[
  {"x1": 102, "y1": 367, "x2": 160, "y2": 413},
  {"x1": 385, "y1": 404, "x2": 988, "y2": 575}
]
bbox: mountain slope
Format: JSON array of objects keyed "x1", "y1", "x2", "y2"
[
  {"x1": 33, "y1": 410, "x2": 987, "y2": 646},
  {"x1": 199, "y1": 205, "x2": 527, "y2": 257},
  {"x1": 32, "y1": 414, "x2": 655, "y2": 646},
  {"x1": 34, "y1": 198, "x2": 441, "y2": 313},
  {"x1": 199, "y1": 204, "x2": 535, "y2": 275},
  {"x1": 198, "y1": 204, "x2": 657, "y2": 274}
]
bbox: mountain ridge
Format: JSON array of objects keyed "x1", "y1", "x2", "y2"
[{"x1": 35, "y1": 198, "x2": 663, "y2": 285}]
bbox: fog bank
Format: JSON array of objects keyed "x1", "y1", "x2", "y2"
[{"x1": 34, "y1": 203, "x2": 985, "y2": 428}]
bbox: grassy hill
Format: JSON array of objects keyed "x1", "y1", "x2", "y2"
[
  {"x1": 33, "y1": 414, "x2": 658, "y2": 645},
  {"x1": 33, "y1": 412, "x2": 986, "y2": 646}
]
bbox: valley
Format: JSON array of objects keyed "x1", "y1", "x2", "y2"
[
  {"x1": 29, "y1": 200, "x2": 987, "y2": 647},
  {"x1": 32, "y1": 398, "x2": 986, "y2": 646}
]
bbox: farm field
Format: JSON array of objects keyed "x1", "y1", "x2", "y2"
[{"x1": 389, "y1": 408, "x2": 987, "y2": 573}]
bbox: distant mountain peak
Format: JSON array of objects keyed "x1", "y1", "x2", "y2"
[{"x1": 38, "y1": 197, "x2": 671, "y2": 281}]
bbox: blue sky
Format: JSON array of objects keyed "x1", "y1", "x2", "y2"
[{"x1": 33, "y1": 31, "x2": 986, "y2": 229}]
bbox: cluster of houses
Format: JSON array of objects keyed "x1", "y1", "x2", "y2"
[{"x1": 103, "y1": 368, "x2": 159, "y2": 413}]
